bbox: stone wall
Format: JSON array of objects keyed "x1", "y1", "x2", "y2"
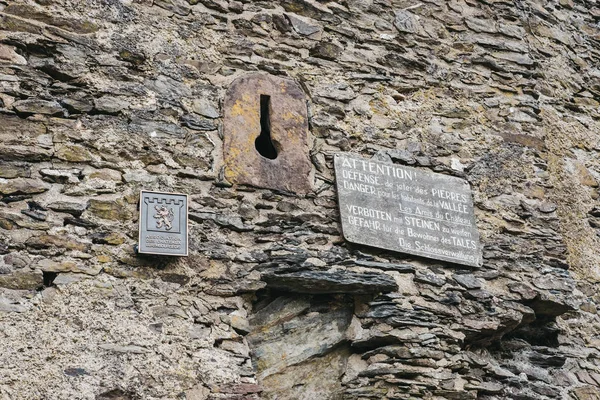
[{"x1": 1, "y1": 0, "x2": 600, "y2": 399}]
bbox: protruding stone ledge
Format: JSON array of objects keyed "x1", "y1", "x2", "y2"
[
  {"x1": 261, "y1": 270, "x2": 398, "y2": 294},
  {"x1": 353, "y1": 260, "x2": 416, "y2": 273}
]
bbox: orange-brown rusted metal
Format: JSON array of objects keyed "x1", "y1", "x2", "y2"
[{"x1": 223, "y1": 73, "x2": 312, "y2": 194}]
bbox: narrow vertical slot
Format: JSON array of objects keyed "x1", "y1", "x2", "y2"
[{"x1": 255, "y1": 95, "x2": 278, "y2": 159}]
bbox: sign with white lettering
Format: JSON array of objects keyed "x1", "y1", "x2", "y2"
[
  {"x1": 138, "y1": 190, "x2": 188, "y2": 256},
  {"x1": 334, "y1": 153, "x2": 482, "y2": 267}
]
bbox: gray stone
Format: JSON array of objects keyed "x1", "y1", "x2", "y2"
[
  {"x1": 492, "y1": 52, "x2": 534, "y2": 66},
  {"x1": 189, "y1": 212, "x2": 252, "y2": 232},
  {"x1": 47, "y1": 201, "x2": 87, "y2": 216},
  {"x1": 154, "y1": 0, "x2": 190, "y2": 16},
  {"x1": 310, "y1": 42, "x2": 343, "y2": 61},
  {"x1": 0, "y1": 145, "x2": 53, "y2": 162},
  {"x1": 0, "y1": 271, "x2": 42, "y2": 290},
  {"x1": 145, "y1": 75, "x2": 192, "y2": 100},
  {"x1": 247, "y1": 296, "x2": 352, "y2": 379},
  {"x1": 0, "y1": 178, "x2": 50, "y2": 195},
  {"x1": 499, "y1": 23, "x2": 526, "y2": 39},
  {"x1": 354, "y1": 259, "x2": 416, "y2": 273},
  {"x1": 13, "y1": 99, "x2": 64, "y2": 115},
  {"x1": 452, "y1": 274, "x2": 481, "y2": 289},
  {"x1": 93, "y1": 96, "x2": 128, "y2": 114},
  {"x1": 61, "y1": 98, "x2": 93, "y2": 113},
  {"x1": 533, "y1": 275, "x2": 574, "y2": 292},
  {"x1": 508, "y1": 282, "x2": 538, "y2": 300},
  {"x1": 414, "y1": 270, "x2": 446, "y2": 287},
  {"x1": 21, "y1": 209, "x2": 46, "y2": 221},
  {"x1": 394, "y1": 10, "x2": 423, "y2": 34},
  {"x1": 55, "y1": 145, "x2": 93, "y2": 162},
  {"x1": 387, "y1": 149, "x2": 417, "y2": 165},
  {"x1": 0, "y1": 296, "x2": 29, "y2": 313},
  {"x1": 316, "y1": 83, "x2": 355, "y2": 102},
  {"x1": 527, "y1": 292, "x2": 577, "y2": 317},
  {"x1": 0, "y1": 44, "x2": 27, "y2": 65},
  {"x1": 285, "y1": 14, "x2": 323, "y2": 38},
  {"x1": 128, "y1": 117, "x2": 188, "y2": 138},
  {"x1": 191, "y1": 98, "x2": 220, "y2": 119},
  {"x1": 465, "y1": 17, "x2": 497, "y2": 34},
  {"x1": 0, "y1": 163, "x2": 31, "y2": 179},
  {"x1": 38, "y1": 259, "x2": 101, "y2": 276},
  {"x1": 249, "y1": 297, "x2": 310, "y2": 328},
  {"x1": 181, "y1": 114, "x2": 217, "y2": 131},
  {"x1": 261, "y1": 270, "x2": 398, "y2": 294},
  {"x1": 260, "y1": 347, "x2": 349, "y2": 399},
  {"x1": 40, "y1": 168, "x2": 82, "y2": 184},
  {"x1": 538, "y1": 202, "x2": 557, "y2": 213}
]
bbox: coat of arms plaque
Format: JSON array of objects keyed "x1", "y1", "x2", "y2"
[{"x1": 138, "y1": 190, "x2": 188, "y2": 256}]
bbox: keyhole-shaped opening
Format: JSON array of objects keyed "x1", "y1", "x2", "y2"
[{"x1": 255, "y1": 95, "x2": 278, "y2": 160}]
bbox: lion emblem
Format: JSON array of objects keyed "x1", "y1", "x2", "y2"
[{"x1": 153, "y1": 205, "x2": 175, "y2": 231}]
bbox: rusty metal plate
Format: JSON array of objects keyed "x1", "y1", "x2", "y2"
[{"x1": 223, "y1": 73, "x2": 312, "y2": 194}]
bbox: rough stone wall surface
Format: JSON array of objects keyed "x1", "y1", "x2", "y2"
[{"x1": 1, "y1": 0, "x2": 600, "y2": 399}]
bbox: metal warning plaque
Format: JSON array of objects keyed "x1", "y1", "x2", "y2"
[
  {"x1": 334, "y1": 153, "x2": 482, "y2": 267},
  {"x1": 138, "y1": 190, "x2": 188, "y2": 256}
]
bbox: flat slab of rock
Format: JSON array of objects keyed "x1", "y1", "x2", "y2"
[
  {"x1": 13, "y1": 99, "x2": 64, "y2": 116},
  {"x1": 247, "y1": 296, "x2": 352, "y2": 380},
  {"x1": 0, "y1": 178, "x2": 50, "y2": 195},
  {"x1": 262, "y1": 270, "x2": 398, "y2": 294},
  {"x1": 354, "y1": 260, "x2": 416, "y2": 273}
]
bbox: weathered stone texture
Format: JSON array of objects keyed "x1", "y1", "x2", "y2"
[{"x1": 0, "y1": 0, "x2": 600, "y2": 399}]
